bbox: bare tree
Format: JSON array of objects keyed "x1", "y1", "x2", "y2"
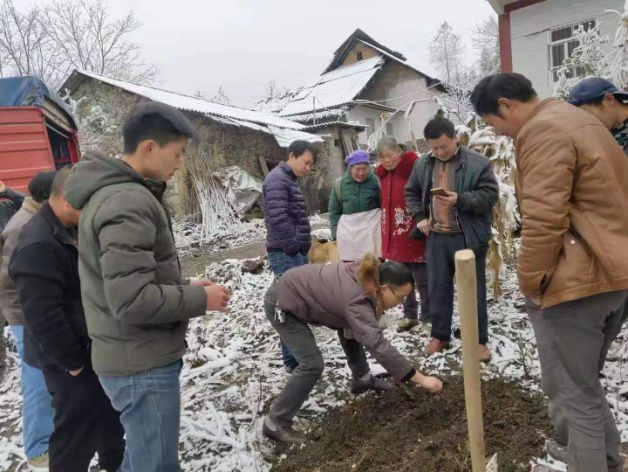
[
  {"x1": 44, "y1": 0, "x2": 158, "y2": 85},
  {"x1": 211, "y1": 86, "x2": 231, "y2": 105},
  {"x1": 0, "y1": 0, "x2": 157, "y2": 88},
  {"x1": 0, "y1": 0, "x2": 64, "y2": 84},
  {"x1": 429, "y1": 21, "x2": 464, "y2": 84},
  {"x1": 473, "y1": 15, "x2": 500, "y2": 77}
]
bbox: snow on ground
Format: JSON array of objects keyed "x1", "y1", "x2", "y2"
[{"x1": 1, "y1": 244, "x2": 627, "y2": 471}]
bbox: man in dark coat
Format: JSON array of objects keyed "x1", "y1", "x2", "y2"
[
  {"x1": 262, "y1": 140, "x2": 317, "y2": 372},
  {"x1": 10, "y1": 168, "x2": 125, "y2": 472},
  {"x1": 405, "y1": 117, "x2": 499, "y2": 360}
]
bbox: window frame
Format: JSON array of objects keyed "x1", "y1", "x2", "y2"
[{"x1": 547, "y1": 18, "x2": 596, "y2": 83}]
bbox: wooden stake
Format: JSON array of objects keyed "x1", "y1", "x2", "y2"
[{"x1": 455, "y1": 249, "x2": 487, "y2": 472}]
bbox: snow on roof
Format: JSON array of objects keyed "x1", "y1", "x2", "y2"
[
  {"x1": 70, "y1": 70, "x2": 322, "y2": 147},
  {"x1": 279, "y1": 56, "x2": 384, "y2": 118}
]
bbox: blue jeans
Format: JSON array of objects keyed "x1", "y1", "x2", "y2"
[
  {"x1": 11, "y1": 325, "x2": 54, "y2": 459},
  {"x1": 99, "y1": 360, "x2": 183, "y2": 472},
  {"x1": 267, "y1": 251, "x2": 308, "y2": 368}
]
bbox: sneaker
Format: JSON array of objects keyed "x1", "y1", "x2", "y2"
[
  {"x1": 425, "y1": 338, "x2": 450, "y2": 355},
  {"x1": 262, "y1": 417, "x2": 307, "y2": 444},
  {"x1": 397, "y1": 318, "x2": 419, "y2": 332},
  {"x1": 28, "y1": 451, "x2": 49, "y2": 470},
  {"x1": 478, "y1": 344, "x2": 492, "y2": 363},
  {"x1": 350, "y1": 375, "x2": 394, "y2": 395}
]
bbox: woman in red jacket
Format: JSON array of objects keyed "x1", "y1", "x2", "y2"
[{"x1": 375, "y1": 137, "x2": 429, "y2": 332}]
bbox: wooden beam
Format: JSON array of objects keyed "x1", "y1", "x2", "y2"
[{"x1": 258, "y1": 155, "x2": 269, "y2": 177}]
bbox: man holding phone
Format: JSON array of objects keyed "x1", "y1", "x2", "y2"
[{"x1": 405, "y1": 117, "x2": 498, "y2": 360}]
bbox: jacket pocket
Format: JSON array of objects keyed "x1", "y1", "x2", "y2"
[{"x1": 541, "y1": 230, "x2": 594, "y2": 297}]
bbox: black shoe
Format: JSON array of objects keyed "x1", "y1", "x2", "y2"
[
  {"x1": 546, "y1": 438, "x2": 567, "y2": 463},
  {"x1": 262, "y1": 417, "x2": 307, "y2": 444},
  {"x1": 350, "y1": 375, "x2": 394, "y2": 395}
]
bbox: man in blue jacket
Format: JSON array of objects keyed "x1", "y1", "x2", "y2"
[{"x1": 262, "y1": 140, "x2": 317, "y2": 372}]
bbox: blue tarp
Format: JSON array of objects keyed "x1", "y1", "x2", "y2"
[{"x1": 0, "y1": 76, "x2": 75, "y2": 123}]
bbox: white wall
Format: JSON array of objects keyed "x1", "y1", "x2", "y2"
[
  {"x1": 510, "y1": 0, "x2": 622, "y2": 98},
  {"x1": 345, "y1": 104, "x2": 402, "y2": 148},
  {"x1": 349, "y1": 61, "x2": 442, "y2": 146}
]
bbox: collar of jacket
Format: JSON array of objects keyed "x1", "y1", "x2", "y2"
[
  {"x1": 514, "y1": 98, "x2": 558, "y2": 146},
  {"x1": 40, "y1": 202, "x2": 77, "y2": 246},
  {"x1": 375, "y1": 150, "x2": 417, "y2": 179},
  {"x1": 278, "y1": 161, "x2": 297, "y2": 180},
  {"x1": 425, "y1": 146, "x2": 466, "y2": 171},
  {"x1": 143, "y1": 178, "x2": 167, "y2": 202},
  {"x1": 21, "y1": 197, "x2": 41, "y2": 215}
]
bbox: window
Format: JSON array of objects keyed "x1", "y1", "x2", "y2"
[
  {"x1": 365, "y1": 118, "x2": 375, "y2": 137},
  {"x1": 548, "y1": 19, "x2": 595, "y2": 82},
  {"x1": 357, "y1": 51, "x2": 363, "y2": 61}
]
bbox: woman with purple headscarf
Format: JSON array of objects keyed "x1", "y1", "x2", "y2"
[{"x1": 328, "y1": 150, "x2": 381, "y2": 261}]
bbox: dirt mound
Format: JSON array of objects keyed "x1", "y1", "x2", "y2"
[{"x1": 271, "y1": 377, "x2": 551, "y2": 472}]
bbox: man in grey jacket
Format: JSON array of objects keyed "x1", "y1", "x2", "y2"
[{"x1": 65, "y1": 102, "x2": 231, "y2": 471}]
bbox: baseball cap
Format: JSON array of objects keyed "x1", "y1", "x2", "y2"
[{"x1": 568, "y1": 77, "x2": 628, "y2": 107}]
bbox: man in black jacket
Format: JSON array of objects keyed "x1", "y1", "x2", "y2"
[
  {"x1": 404, "y1": 118, "x2": 499, "y2": 361},
  {"x1": 10, "y1": 168, "x2": 124, "y2": 472}
]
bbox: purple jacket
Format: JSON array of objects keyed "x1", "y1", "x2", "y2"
[
  {"x1": 262, "y1": 161, "x2": 311, "y2": 256},
  {"x1": 277, "y1": 262, "x2": 415, "y2": 382}
]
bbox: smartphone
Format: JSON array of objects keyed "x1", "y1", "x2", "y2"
[{"x1": 430, "y1": 187, "x2": 449, "y2": 197}]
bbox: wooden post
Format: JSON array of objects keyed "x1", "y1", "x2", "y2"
[{"x1": 455, "y1": 249, "x2": 487, "y2": 472}]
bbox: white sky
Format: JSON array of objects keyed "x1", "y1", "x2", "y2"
[{"x1": 44, "y1": 0, "x2": 497, "y2": 107}]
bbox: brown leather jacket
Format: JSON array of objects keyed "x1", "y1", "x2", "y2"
[{"x1": 514, "y1": 99, "x2": 628, "y2": 307}]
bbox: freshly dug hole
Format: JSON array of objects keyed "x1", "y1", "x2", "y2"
[{"x1": 271, "y1": 377, "x2": 551, "y2": 472}]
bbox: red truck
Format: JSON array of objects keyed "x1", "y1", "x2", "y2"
[{"x1": 0, "y1": 76, "x2": 80, "y2": 193}]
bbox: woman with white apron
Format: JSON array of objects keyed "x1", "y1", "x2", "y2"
[{"x1": 328, "y1": 150, "x2": 381, "y2": 261}]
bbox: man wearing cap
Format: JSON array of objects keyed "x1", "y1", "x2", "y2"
[
  {"x1": 328, "y1": 150, "x2": 381, "y2": 261},
  {"x1": 65, "y1": 102, "x2": 231, "y2": 471},
  {"x1": 568, "y1": 77, "x2": 628, "y2": 155}
]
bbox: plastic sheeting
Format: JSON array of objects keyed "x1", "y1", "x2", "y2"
[
  {"x1": 211, "y1": 166, "x2": 263, "y2": 216},
  {"x1": 0, "y1": 76, "x2": 73, "y2": 117}
]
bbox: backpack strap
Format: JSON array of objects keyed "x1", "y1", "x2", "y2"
[{"x1": 334, "y1": 177, "x2": 342, "y2": 202}]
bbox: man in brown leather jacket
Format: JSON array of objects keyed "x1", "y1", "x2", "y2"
[{"x1": 471, "y1": 73, "x2": 628, "y2": 472}]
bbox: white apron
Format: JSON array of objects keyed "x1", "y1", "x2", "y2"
[{"x1": 336, "y1": 208, "x2": 382, "y2": 261}]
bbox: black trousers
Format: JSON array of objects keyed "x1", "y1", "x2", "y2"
[
  {"x1": 401, "y1": 262, "x2": 430, "y2": 320},
  {"x1": 42, "y1": 363, "x2": 125, "y2": 472},
  {"x1": 426, "y1": 232, "x2": 489, "y2": 344}
]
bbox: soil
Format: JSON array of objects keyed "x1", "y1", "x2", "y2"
[{"x1": 271, "y1": 377, "x2": 552, "y2": 472}]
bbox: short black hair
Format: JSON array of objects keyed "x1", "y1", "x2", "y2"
[
  {"x1": 424, "y1": 117, "x2": 456, "y2": 140},
  {"x1": 379, "y1": 261, "x2": 414, "y2": 288},
  {"x1": 287, "y1": 140, "x2": 318, "y2": 162},
  {"x1": 51, "y1": 166, "x2": 72, "y2": 198},
  {"x1": 28, "y1": 170, "x2": 57, "y2": 203},
  {"x1": 470, "y1": 73, "x2": 538, "y2": 116},
  {"x1": 122, "y1": 102, "x2": 199, "y2": 154}
]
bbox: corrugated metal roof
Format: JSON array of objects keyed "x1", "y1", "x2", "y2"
[
  {"x1": 279, "y1": 56, "x2": 384, "y2": 118},
  {"x1": 75, "y1": 70, "x2": 308, "y2": 130},
  {"x1": 67, "y1": 70, "x2": 323, "y2": 147}
]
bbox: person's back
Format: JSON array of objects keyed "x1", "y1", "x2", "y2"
[
  {"x1": 515, "y1": 98, "x2": 628, "y2": 305},
  {"x1": 0, "y1": 171, "x2": 55, "y2": 467},
  {"x1": 471, "y1": 72, "x2": 628, "y2": 472}
]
